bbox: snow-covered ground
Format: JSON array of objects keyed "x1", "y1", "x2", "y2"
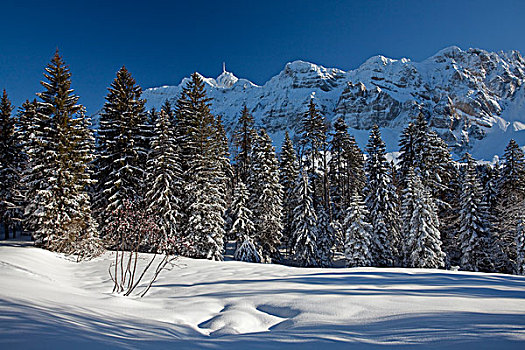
[{"x1": 1, "y1": 241, "x2": 525, "y2": 349}]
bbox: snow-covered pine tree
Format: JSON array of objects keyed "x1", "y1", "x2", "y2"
[
  {"x1": 316, "y1": 208, "x2": 335, "y2": 267},
  {"x1": 175, "y1": 73, "x2": 226, "y2": 260},
  {"x1": 0, "y1": 90, "x2": 22, "y2": 239},
  {"x1": 404, "y1": 171, "x2": 445, "y2": 268},
  {"x1": 215, "y1": 115, "x2": 234, "y2": 205},
  {"x1": 291, "y1": 170, "x2": 320, "y2": 267},
  {"x1": 145, "y1": 109, "x2": 182, "y2": 253},
  {"x1": 398, "y1": 122, "x2": 418, "y2": 185},
  {"x1": 399, "y1": 114, "x2": 453, "y2": 196},
  {"x1": 496, "y1": 139, "x2": 525, "y2": 273},
  {"x1": 96, "y1": 66, "x2": 149, "y2": 235},
  {"x1": 297, "y1": 99, "x2": 329, "y2": 209},
  {"x1": 232, "y1": 105, "x2": 256, "y2": 184},
  {"x1": 279, "y1": 131, "x2": 299, "y2": 252},
  {"x1": 400, "y1": 168, "x2": 417, "y2": 267},
  {"x1": 69, "y1": 111, "x2": 103, "y2": 259},
  {"x1": 399, "y1": 114, "x2": 457, "y2": 266},
  {"x1": 344, "y1": 191, "x2": 373, "y2": 267},
  {"x1": 297, "y1": 99, "x2": 334, "y2": 263},
  {"x1": 479, "y1": 162, "x2": 507, "y2": 272},
  {"x1": 365, "y1": 125, "x2": 401, "y2": 266},
  {"x1": 328, "y1": 116, "x2": 366, "y2": 248},
  {"x1": 458, "y1": 153, "x2": 494, "y2": 272},
  {"x1": 19, "y1": 99, "x2": 44, "y2": 233},
  {"x1": 22, "y1": 51, "x2": 99, "y2": 255},
  {"x1": 516, "y1": 216, "x2": 525, "y2": 275},
  {"x1": 248, "y1": 129, "x2": 283, "y2": 263},
  {"x1": 161, "y1": 100, "x2": 175, "y2": 122},
  {"x1": 231, "y1": 181, "x2": 260, "y2": 262},
  {"x1": 482, "y1": 162, "x2": 501, "y2": 213}
]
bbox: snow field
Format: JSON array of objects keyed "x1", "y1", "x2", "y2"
[{"x1": 1, "y1": 242, "x2": 525, "y2": 349}]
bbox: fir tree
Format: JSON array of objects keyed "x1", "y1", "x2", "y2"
[
  {"x1": 248, "y1": 130, "x2": 283, "y2": 262},
  {"x1": 404, "y1": 171, "x2": 445, "y2": 268},
  {"x1": 215, "y1": 115, "x2": 234, "y2": 203},
  {"x1": 398, "y1": 113, "x2": 453, "y2": 203},
  {"x1": 291, "y1": 171, "x2": 320, "y2": 267},
  {"x1": 161, "y1": 100, "x2": 175, "y2": 123},
  {"x1": 496, "y1": 139, "x2": 525, "y2": 272},
  {"x1": 0, "y1": 90, "x2": 21, "y2": 239},
  {"x1": 175, "y1": 73, "x2": 226, "y2": 260},
  {"x1": 231, "y1": 181, "x2": 260, "y2": 262},
  {"x1": 279, "y1": 131, "x2": 299, "y2": 252},
  {"x1": 23, "y1": 51, "x2": 99, "y2": 255},
  {"x1": 96, "y1": 66, "x2": 148, "y2": 233},
  {"x1": 329, "y1": 116, "x2": 365, "y2": 226},
  {"x1": 400, "y1": 168, "x2": 417, "y2": 267},
  {"x1": 145, "y1": 109, "x2": 182, "y2": 253},
  {"x1": 316, "y1": 208, "x2": 335, "y2": 267},
  {"x1": 365, "y1": 125, "x2": 401, "y2": 266},
  {"x1": 458, "y1": 153, "x2": 494, "y2": 272},
  {"x1": 344, "y1": 191, "x2": 373, "y2": 267},
  {"x1": 297, "y1": 99, "x2": 329, "y2": 209},
  {"x1": 233, "y1": 105, "x2": 256, "y2": 184}
]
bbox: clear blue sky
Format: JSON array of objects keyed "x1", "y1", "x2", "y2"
[{"x1": 1, "y1": 0, "x2": 524, "y2": 114}]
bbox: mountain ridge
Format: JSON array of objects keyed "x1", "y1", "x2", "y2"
[{"x1": 143, "y1": 46, "x2": 525, "y2": 159}]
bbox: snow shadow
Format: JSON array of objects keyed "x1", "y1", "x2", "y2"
[
  {"x1": 154, "y1": 270, "x2": 525, "y2": 299},
  {"x1": 1, "y1": 297, "x2": 524, "y2": 349}
]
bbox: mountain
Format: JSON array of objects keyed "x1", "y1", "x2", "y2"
[{"x1": 143, "y1": 46, "x2": 525, "y2": 159}]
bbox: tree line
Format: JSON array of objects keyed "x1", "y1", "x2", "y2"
[{"x1": 1, "y1": 51, "x2": 524, "y2": 275}]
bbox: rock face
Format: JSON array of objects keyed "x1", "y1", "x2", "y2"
[{"x1": 143, "y1": 46, "x2": 525, "y2": 159}]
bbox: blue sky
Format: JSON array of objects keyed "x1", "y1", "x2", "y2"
[{"x1": 1, "y1": 0, "x2": 525, "y2": 114}]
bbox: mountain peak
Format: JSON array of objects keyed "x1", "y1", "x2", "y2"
[{"x1": 216, "y1": 69, "x2": 238, "y2": 89}]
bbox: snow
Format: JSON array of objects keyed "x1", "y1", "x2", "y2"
[{"x1": 2, "y1": 240, "x2": 525, "y2": 349}]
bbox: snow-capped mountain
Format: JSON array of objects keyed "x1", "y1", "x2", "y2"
[{"x1": 143, "y1": 46, "x2": 525, "y2": 159}]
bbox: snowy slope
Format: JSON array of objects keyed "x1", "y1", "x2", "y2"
[
  {"x1": 142, "y1": 47, "x2": 525, "y2": 159},
  {"x1": 1, "y1": 241, "x2": 525, "y2": 349}
]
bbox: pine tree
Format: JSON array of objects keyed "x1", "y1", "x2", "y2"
[
  {"x1": 404, "y1": 171, "x2": 445, "y2": 268},
  {"x1": 279, "y1": 131, "x2": 299, "y2": 252},
  {"x1": 23, "y1": 51, "x2": 99, "y2": 255},
  {"x1": 398, "y1": 114, "x2": 453, "y2": 206},
  {"x1": 398, "y1": 122, "x2": 418, "y2": 184},
  {"x1": 399, "y1": 114, "x2": 456, "y2": 266},
  {"x1": 316, "y1": 208, "x2": 335, "y2": 267},
  {"x1": 329, "y1": 116, "x2": 366, "y2": 224},
  {"x1": 365, "y1": 125, "x2": 401, "y2": 266},
  {"x1": 329, "y1": 117, "x2": 366, "y2": 253},
  {"x1": 496, "y1": 139, "x2": 525, "y2": 272},
  {"x1": 96, "y1": 66, "x2": 149, "y2": 234},
  {"x1": 145, "y1": 109, "x2": 182, "y2": 253},
  {"x1": 400, "y1": 168, "x2": 417, "y2": 267},
  {"x1": 297, "y1": 99, "x2": 329, "y2": 209},
  {"x1": 231, "y1": 181, "x2": 260, "y2": 262},
  {"x1": 344, "y1": 191, "x2": 373, "y2": 267},
  {"x1": 215, "y1": 115, "x2": 234, "y2": 203},
  {"x1": 233, "y1": 105, "x2": 256, "y2": 184},
  {"x1": 291, "y1": 170, "x2": 320, "y2": 267},
  {"x1": 248, "y1": 130, "x2": 283, "y2": 262},
  {"x1": 175, "y1": 73, "x2": 226, "y2": 260},
  {"x1": 458, "y1": 153, "x2": 494, "y2": 272},
  {"x1": 0, "y1": 90, "x2": 21, "y2": 239}
]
